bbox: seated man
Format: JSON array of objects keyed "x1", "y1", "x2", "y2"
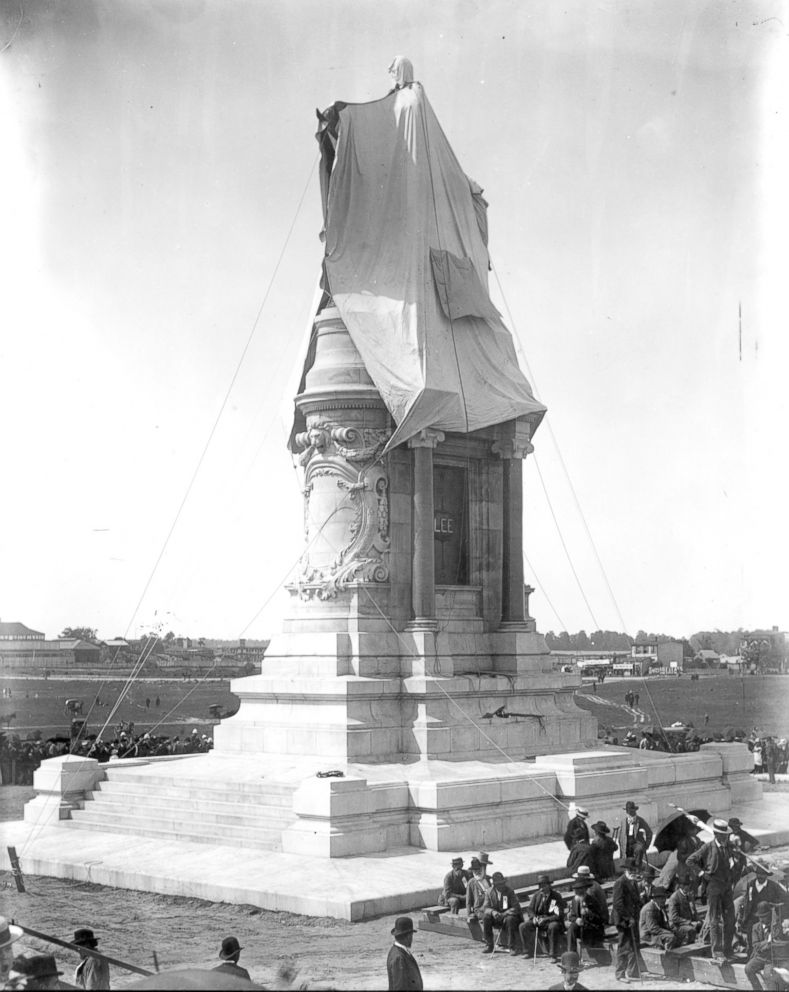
[
  {"x1": 739, "y1": 859, "x2": 789, "y2": 953},
  {"x1": 566, "y1": 878, "x2": 607, "y2": 954},
  {"x1": 481, "y1": 871, "x2": 523, "y2": 955},
  {"x1": 640, "y1": 886, "x2": 681, "y2": 951},
  {"x1": 667, "y1": 875, "x2": 702, "y2": 945},
  {"x1": 519, "y1": 874, "x2": 566, "y2": 961},
  {"x1": 573, "y1": 867, "x2": 609, "y2": 927},
  {"x1": 439, "y1": 857, "x2": 468, "y2": 915},
  {"x1": 744, "y1": 902, "x2": 785, "y2": 992},
  {"x1": 466, "y1": 857, "x2": 492, "y2": 920}
]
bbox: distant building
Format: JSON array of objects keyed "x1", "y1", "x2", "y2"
[
  {"x1": 632, "y1": 640, "x2": 684, "y2": 671},
  {"x1": 0, "y1": 627, "x2": 101, "y2": 673},
  {"x1": 0, "y1": 621, "x2": 45, "y2": 641},
  {"x1": 694, "y1": 649, "x2": 722, "y2": 668}
]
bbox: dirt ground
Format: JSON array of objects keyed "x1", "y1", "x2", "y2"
[{"x1": 5, "y1": 787, "x2": 788, "y2": 990}]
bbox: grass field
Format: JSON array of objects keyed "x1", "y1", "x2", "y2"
[
  {"x1": 0, "y1": 675, "x2": 239, "y2": 740},
  {"x1": 575, "y1": 672, "x2": 789, "y2": 737},
  {"x1": 2, "y1": 671, "x2": 787, "y2": 744}
]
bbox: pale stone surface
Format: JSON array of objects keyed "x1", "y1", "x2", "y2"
[{"x1": 4, "y1": 793, "x2": 786, "y2": 922}]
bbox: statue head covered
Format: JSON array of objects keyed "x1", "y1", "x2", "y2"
[{"x1": 388, "y1": 56, "x2": 414, "y2": 90}]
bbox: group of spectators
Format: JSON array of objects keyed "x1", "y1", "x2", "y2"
[
  {"x1": 0, "y1": 728, "x2": 214, "y2": 785},
  {"x1": 1, "y1": 922, "x2": 257, "y2": 990},
  {"x1": 748, "y1": 734, "x2": 789, "y2": 782}
]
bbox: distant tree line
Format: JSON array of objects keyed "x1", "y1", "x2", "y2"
[{"x1": 544, "y1": 628, "x2": 774, "y2": 659}]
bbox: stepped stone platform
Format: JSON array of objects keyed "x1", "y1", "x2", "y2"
[{"x1": 1, "y1": 744, "x2": 784, "y2": 921}]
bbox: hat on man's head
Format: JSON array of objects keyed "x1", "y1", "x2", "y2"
[
  {"x1": 451, "y1": 857, "x2": 463, "y2": 867},
  {"x1": 591, "y1": 820, "x2": 610, "y2": 834},
  {"x1": 624, "y1": 801, "x2": 639, "y2": 813},
  {"x1": 572, "y1": 879, "x2": 592, "y2": 891},
  {"x1": 753, "y1": 859, "x2": 773, "y2": 876},
  {"x1": 756, "y1": 902, "x2": 773, "y2": 919},
  {"x1": 491, "y1": 871, "x2": 505, "y2": 883},
  {"x1": 575, "y1": 807, "x2": 589, "y2": 818},
  {"x1": 219, "y1": 936, "x2": 242, "y2": 959},
  {"x1": 469, "y1": 857, "x2": 482, "y2": 869},
  {"x1": 728, "y1": 817, "x2": 742, "y2": 828},
  {"x1": 537, "y1": 874, "x2": 551, "y2": 886},
  {"x1": 574, "y1": 866, "x2": 594, "y2": 879},
  {"x1": 11, "y1": 953, "x2": 62, "y2": 980},
  {"x1": 390, "y1": 917, "x2": 415, "y2": 938},
  {"x1": 652, "y1": 886, "x2": 668, "y2": 898},
  {"x1": 73, "y1": 928, "x2": 99, "y2": 948},
  {"x1": 0, "y1": 917, "x2": 23, "y2": 949},
  {"x1": 479, "y1": 852, "x2": 493, "y2": 864},
  {"x1": 711, "y1": 818, "x2": 731, "y2": 834},
  {"x1": 559, "y1": 951, "x2": 583, "y2": 972}
]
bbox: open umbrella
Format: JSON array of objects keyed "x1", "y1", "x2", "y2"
[{"x1": 127, "y1": 969, "x2": 264, "y2": 990}]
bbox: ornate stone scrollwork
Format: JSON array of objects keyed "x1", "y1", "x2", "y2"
[{"x1": 292, "y1": 420, "x2": 392, "y2": 600}]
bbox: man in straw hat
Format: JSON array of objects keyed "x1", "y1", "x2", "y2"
[
  {"x1": 72, "y1": 927, "x2": 110, "y2": 990},
  {"x1": 0, "y1": 917, "x2": 24, "y2": 988},
  {"x1": 687, "y1": 818, "x2": 738, "y2": 961},
  {"x1": 213, "y1": 935, "x2": 251, "y2": 982},
  {"x1": 547, "y1": 950, "x2": 589, "y2": 991},
  {"x1": 387, "y1": 916, "x2": 422, "y2": 991}
]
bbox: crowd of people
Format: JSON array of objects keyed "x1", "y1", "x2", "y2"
[
  {"x1": 0, "y1": 728, "x2": 214, "y2": 785},
  {"x1": 749, "y1": 734, "x2": 789, "y2": 782},
  {"x1": 429, "y1": 801, "x2": 789, "y2": 989}
]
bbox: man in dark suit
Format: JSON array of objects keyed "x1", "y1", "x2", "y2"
[
  {"x1": 738, "y1": 858, "x2": 789, "y2": 953},
  {"x1": 519, "y1": 874, "x2": 566, "y2": 960},
  {"x1": 640, "y1": 886, "x2": 680, "y2": 950},
  {"x1": 667, "y1": 875, "x2": 702, "y2": 945},
  {"x1": 687, "y1": 818, "x2": 738, "y2": 961},
  {"x1": 623, "y1": 801, "x2": 653, "y2": 867},
  {"x1": 387, "y1": 917, "x2": 423, "y2": 991},
  {"x1": 564, "y1": 807, "x2": 590, "y2": 850},
  {"x1": 728, "y1": 816, "x2": 758, "y2": 852},
  {"x1": 440, "y1": 856, "x2": 468, "y2": 914},
  {"x1": 612, "y1": 857, "x2": 642, "y2": 984},
  {"x1": 481, "y1": 871, "x2": 524, "y2": 954},
  {"x1": 744, "y1": 902, "x2": 786, "y2": 991},
  {"x1": 212, "y1": 936, "x2": 251, "y2": 981}
]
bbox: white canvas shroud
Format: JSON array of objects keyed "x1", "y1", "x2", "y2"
[{"x1": 320, "y1": 82, "x2": 546, "y2": 450}]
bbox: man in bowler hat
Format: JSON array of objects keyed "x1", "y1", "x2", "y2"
[
  {"x1": 548, "y1": 951, "x2": 589, "y2": 991},
  {"x1": 72, "y1": 927, "x2": 110, "y2": 990},
  {"x1": 623, "y1": 801, "x2": 652, "y2": 868},
  {"x1": 213, "y1": 935, "x2": 251, "y2": 981},
  {"x1": 387, "y1": 917, "x2": 422, "y2": 991}
]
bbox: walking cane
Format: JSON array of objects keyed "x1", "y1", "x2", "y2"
[
  {"x1": 631, "y1": 923, "x2": 644, "y2": 984},
  {"x1": 533, "y1": 921, "x2": 539, "y2": 965}
]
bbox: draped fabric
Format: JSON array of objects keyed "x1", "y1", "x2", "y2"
[{"x1": 306, "y1": 79, "x2": 546, "y2": 450}]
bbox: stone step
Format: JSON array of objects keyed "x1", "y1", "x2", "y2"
[
  {"x1": 66, "y1": 811, "x2": 285, "y2": 850},
  {"x1": 97, "y1": 775, "x2": 295, "y2": 805},
  {"x1": 93, "y1": 780, "x2": 295, "y2": 810},
  {"x1": 82, "y1": 794, "x2": 296, "y2": 827}
]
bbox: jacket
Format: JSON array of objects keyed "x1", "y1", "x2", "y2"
[
  {"x1": 740, "y1": 877, "x2": 789, "y2": 927},
  {"x1": 564, "y1": 815, "x2": 590, "y2": 850},
  {"x1": 482, "y1": 884, "x2": 523, "y2": 919},
  {"x1": 527, "y1": 888, "x2": 566, "y2": 925},
  {"x1": 611, "y1": 874, "x2": 641, "y2": 929},
  {"x1": 387, "y1": 943, "x2": 423, "y2": 992},
  {"x1": 590, "y1": 834, "x2": 618, "y2": 880},
  {"x1": 624, "y1": 814, "x2": 653, "y2": 850},
  {"x1": 440, "y1": 868, "x2": 467, "y2": 904},
  {"x1": 466, "y1": 874, "x2": 491, "y2": 916},
  {"x1": 687, "y1": 839, "x2": 736, "y2": 893},
  {"x1": 639, "y1": 900, "x2": 672, "y2": 944},
  {"x1": 667, "y1": 888, "x2": 696, "y2": 928}
]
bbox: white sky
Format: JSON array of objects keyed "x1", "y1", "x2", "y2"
[{"x1": 1, "y1": 0, "x2": 787, "y2": 642}]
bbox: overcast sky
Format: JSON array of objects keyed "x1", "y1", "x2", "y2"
[{"x1": 1, "y1": 0, "x2": 786, "y2": 642}]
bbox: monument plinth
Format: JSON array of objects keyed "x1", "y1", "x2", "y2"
[{"x1": 11, "y1": 59, "x2": 763, "y2": 914}]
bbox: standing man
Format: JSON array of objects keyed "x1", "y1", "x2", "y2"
[
  {"x1": 481, "y1": 872, "x2": 523, "y2": 955},
  {"x1": 519, "y1": 874, "x2": 566, "y2": 961},
  {"x1": 439, "y1": 857, "x2": 468, "y2": 914},
  {"x1": 72, "y1": 928, "x2": 110, "y2": 990},
  {"x1": 639, "y1": 886, "x2": 680, "y2": 950},
  {"x1": 213, "y1": 936, "x2": 251, "y2": 982},
  {"x1": 727, "y1": 817, "x2": 758, "y2": 853},
  {"x1": 612, "y1": 857, "x2": 642, "y2": 984},
  {"x1": 564, "y1": 807, "x2": 590, "y2": 850},
  {"x1": 589, "y1": 820, "x2": 618, "y2": 880},
  {"x1": 623, "y1": 801, "x2": 652, "y2": 868},
  {"x1": 687, "y1": 818, "x2": 738, "y2": 961},
  {"x1": 386, "y1": 917, "x2": 423, "y2": 991}
]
